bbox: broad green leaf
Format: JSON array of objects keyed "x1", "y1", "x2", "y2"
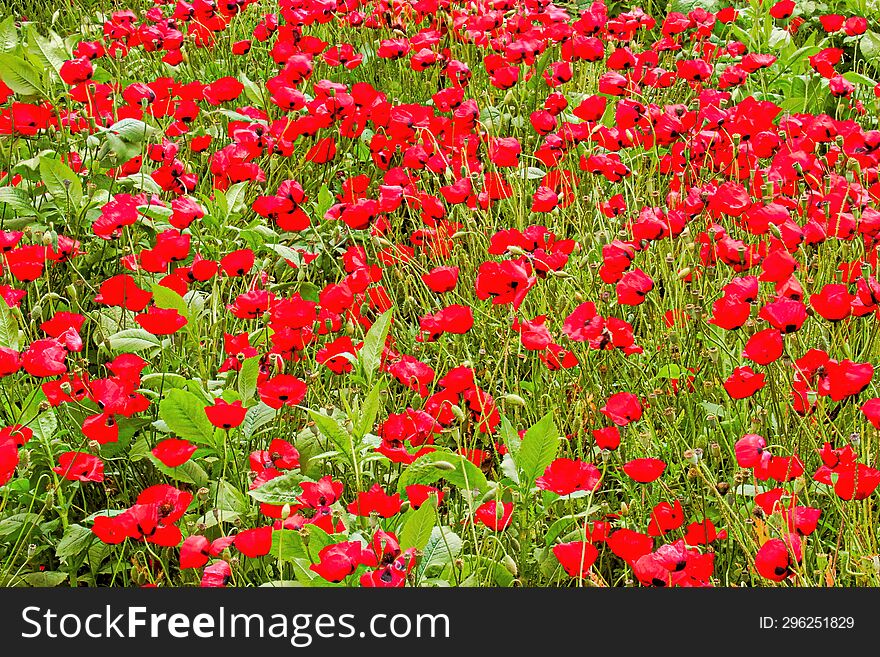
[
  {"x1": 247, "y1": 471, "x2": 303, "y2": 505},
  {"x1": 0, "y1": 186, "x2": 37, "y2": 215},
  {"x1": 399, "y1": 497, "x2": 436, "y2": 551},
  {"x1": 147, "y1": 452, "x2": 209, "y2": 487},
  {"x1": 0, "y1": 301, "x2": 20, "y2": 350},
  {"x1": 39, "y1": 155, "x2": 83, "y2": 213},
  {"x1": 158, "y1": 388, "x2": 215, "y2": 446},
  {"x1": 106, "y1": 328, "x2": 161, "y2": 353},
  {"x1": 842, "y1": 71, "x2": 877, "y2": 87},
  {"x1": 516, "y1": 411, "x2": 559, "y2": 487},
  {"x1": 309, "y1": 410, "x2": 354, "y2": 463},
  {"x1": 317, "y1": 184, "x2": 333, "y2": 216},
  {"x1": 25, "y1": 27, "x2": 67, "y2": 77},
  {"x1": 271, "y1": 529, "x2": 307, "y2": 561},
  {"x1": 30, "y1": 409, "x2": 57, "y2": 442},
  {"x1": 56, "y1": 524, "x2": 95, "y2": 561},
  {"x1": 224, "y1": 181, "x2": 249, "y2": 217},
  {"x1": 104, "y1": 118, "x2": 155, "y2": 142},
  {"x1": 861, "y1": 31, "x2": 880, "y2": 72},
  {"x1": 0, "y1": 17, "x2": 17, "y2": 53},
  {"x1": 151, "y1": 284, "x2": 190, "y2": 320},
  {"x1": 355, "y1": 378, "x2": 385, "y2": 440},
  {"x1": 237, "y1": 356, "x2": 260, "y2": 400},
  {"x1": 397, "y1": 450, "x2": 488, "y2": 494},
  {"x1": 0, "y1": 53, "x2": 43, "y2": 95},
  {"x1": 418, "y1": 527, "x2": 462, "y2": 576},
  {"x1": 359, "y1": 309, "x2": 391, "y2": 381},
  {"x1": 499, "y1": 415, "x2": 521, "y2": 456},
  {"x1": 242, "y1": 402, "x2": 276, "y2": 439},
  {"x1": 21, "y1": 571, "x2": 68, "y2": 587}
]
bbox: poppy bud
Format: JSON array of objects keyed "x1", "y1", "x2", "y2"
[
  {"x1": 28, "y1": 544, "x2": 36, "y2": 558},
  {"x1": 502, "y1": 554, "x2": 518, "y2": 576},
  {"x1": 281, "y1": 503, "x2": 291, "y2": 520},
  {"x1": 88, "y1": 440, "x2": 101, "y2": 455},
  {"x1": 450, "y1": 404, "x2": 466, "y2": 422},
  {"x1": 619, "y1": 501, "x2": 629, "y2": 516},
  {"x1": 432, "y1": 460, "x2": 456, "y2": 471},
  {"x1": 502, "y1": 394, "x2": 527, "y2": 406}
]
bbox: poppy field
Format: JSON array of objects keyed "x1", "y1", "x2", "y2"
[{"x1": 0, "y1": 0, "x2": 879, "y2": 589}]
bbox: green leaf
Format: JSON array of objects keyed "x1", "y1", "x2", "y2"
[
  {"x1": 316, "y1": 184, "x2": 333, "y2": 216},
  {"x1": 499, "y1": 415, "x2": 521, "y2": 456},
  {"x1": 247, "y1": 471, "x2": 303, "y2": 505},
  {"x1": 151, "y1": 284, "x2": 192, "y2": 323},
  {"x1": 237, "y1": 356, "x2": 260, "y2": 400},
  {"x1": 354, "y1": 379, "x2": 385, "y2": 440},
  {"x1": 21, "y1": 571, "x2": 68, "y2": 587},
  {"x1": 242, "y1": 402, "x2": 277, "y2": 440},
  {"x1": 842, "y1": 71, "x2": 877, "y2": 87},
  {"x1": 309, "y1": 410, "x2": 354, "y2": 463},
  {"x1": 30, "y1": 409, "x2": 56, "y2": 442},
  {"x1": 0, "y1": 186, "x2": 37, "y2": 215},
  {"x1": 39, "y1": 155, "x2": 83, "y2": 213},
  {"x1": 397, "y1": 450, "x2": 489, "y2": 494},
  {"x1": 147, "y1": 452, "x2": 209, "y2": 486},
  {"x1": 0, "y1": 301, "x2": 20, "y2": 350},
  {"x1": 399, "y1": 497, "x2": 436, "y2": 551},
  {"x1": 0, "y1": 17, "x2": 17, "y2": 53},
  {"x1": 104, "y1": 118, "x2": 155, "y2": 143},
  {"x1": 516, "y1": 411, "x2": 559, "y2": 487},
  {"x1": 224, "y1": 181, "x2": 249, "y2": 217},
  {"x1": 359, "y1": 309, "x2": 391, "y2": 382},
  {"x1": 0, "y1": 53, "x2": 43, "y2": 96},
  {"x1": 271, "y1": 529, "x2": 307, "y2": 561},
  {"x1": 418, "y1": 527, "x2": 462, "y2": 576},
  {"x1": 25, "y1": 27, "x2": 67, "y2": 77},
  {"x1": 56, "y1": 524, "x2": 95, "y2": 561},
  {"x1": 861, "y1": 31, "x2": 880, "y2": 72},
  {"x1": 106, "y1": 328, "x2": 162, "y2": 353},
  {"x1": 159, "y1": 388, "x2": 215, "y2": 446}
]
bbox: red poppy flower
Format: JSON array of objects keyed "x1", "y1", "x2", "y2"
[
  {"x1": 593, "y1": 426, "x2": 621, "y2": 450},
  {"x1": 735, "y1": 434, "x2": 768, "y2": 468},
  {"x1": 347, "y1": 484, "x2": 402, "y2": 518},
  {"x1": 405, "y1": 485, "x2": 444, "y2": 509},
  {"x1": 600, "y1": 392, "x2": 642, "y2": 426},
  {"x1": 623, "y1": 458, "x2": 666, "y2": 483},
  {"x1": 607, "y1": 528, "x2": 653, "y2": 565},
  {"x1": 234, "y1": 526, "x2": 273, "y2": 558},
  {"x1": 152, "y1": 438, "x2": 197, "y2": 468},
  {"x1": 205, "y1": 398, "x2": 247, "y2": 429},
  {"x1": 536, "y1": 458, "x2": 602, "y2": 496},
  {"x1": 553, "y1": 541, "x2": 599, "y2": 577},
  {"x1": 311, "y1": 542, "x2": 366, "y2": 583},
  {"x1": 135, "y1": 306, "x2": 188, "y2": 336},
  {"x1": 21, "y1": 339, "x2": 67, "y2": 378},
  {"x1": 474, "y1": 501, "x2": 513, "y2": 531},
  {"x1": 421, "y1": 266, "x2": 460, "y2": 293},
  {"x1": 258, "y1": 374, "x2": 308, "y2": 409},
  {"x1": 53, "y1": 452, "x2": 104, "y2": 482},
  {"x1": 755, "y1": 535, "x2": 801, "y2": 581},
  {"x1": 647, "y1": 500, "x2": 684, "y2": 536},
  {"x1": 724, "y1": 366, "x2": 766, "y2": 399},
  {"x1": 683, "y1": 519, "x2": 727, "y2": 546},
  {"x1": 94, "y1": 274, "x2": 152, "y2": 312},
  {"x1": 743, "y1": 328, "x2": 784, "y2": 365},
  {"x1": 200, "y1": 561, "x2": 232, "y2": 587}
]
